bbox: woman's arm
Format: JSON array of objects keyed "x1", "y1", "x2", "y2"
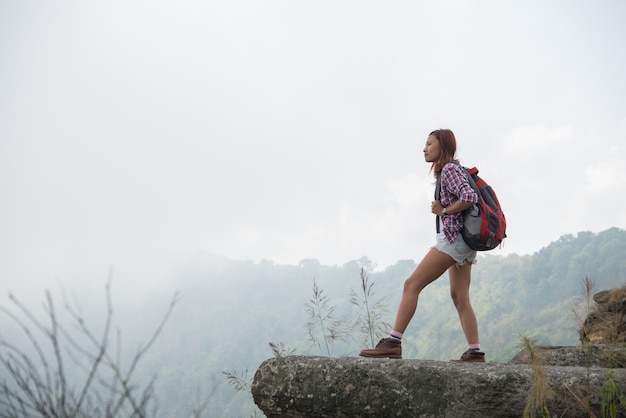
[
  {"x1": 432, "y1": 163, "x2": 478, "y2": 217},
  {"x1": 431, "y1": 199, "x2": 474, "y2": 217}
]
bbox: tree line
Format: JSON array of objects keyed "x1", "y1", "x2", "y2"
[{"x1": 1, "y1": 228, "x2": 625, "y2": 417}]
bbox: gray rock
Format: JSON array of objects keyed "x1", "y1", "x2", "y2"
[
  {"x1": 509, "y1": 344, "x2": 626, "y2": 368},
  {"x1": 252, "y1": 355, "x2": 626, "y2": 418}
]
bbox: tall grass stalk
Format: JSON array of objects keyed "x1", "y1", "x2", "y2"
[
  {"x1": 520, "y1": 336, "x2": 553, "y2": 418},
  {"x1": 305, "y1": 280, "x2": 345, "y2": 357},
  {"x1": 349, "y1": 268, "x2": 390, "y2": 348},
  {"x1": 568, "y1": 276, "x2": 597, "y2": 413}
]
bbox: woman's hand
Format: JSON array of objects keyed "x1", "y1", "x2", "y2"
[
  {"x1": 431, "y1": 200, "x2": 445, "y2": 216},
  {"x1": 434, "y1": 200, "x2": 475, "y2": 217}
]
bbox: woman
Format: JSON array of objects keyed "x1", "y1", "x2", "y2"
[{"x1": 359, "y1": 129, "x2": 485, "y2": 362}]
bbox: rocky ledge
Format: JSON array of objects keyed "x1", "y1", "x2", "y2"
[{"x1": 252, "y1": 352, "x2": 626, "y2": 418}]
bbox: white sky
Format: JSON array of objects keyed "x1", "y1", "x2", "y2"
[{"x1": 1, "y1": 0, "x2": 625, "y2": 293}]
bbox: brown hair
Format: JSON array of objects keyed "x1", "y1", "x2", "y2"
[{"x1": 429, "y1": 129, "x2": 458, "y2": 177}]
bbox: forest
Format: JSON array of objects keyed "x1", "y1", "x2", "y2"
[{"x1": 1, "y1": 227, "x2": 625, "y2": 417}]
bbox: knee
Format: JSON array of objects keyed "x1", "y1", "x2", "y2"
[
  {"x1": 403, "y1": 278, "x2": 423, "y2": 295},
  {"x1": 451, "y1": 292, "x2": 471, "y2": 309}
]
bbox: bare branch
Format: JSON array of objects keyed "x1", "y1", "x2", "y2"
[{"x1": 0, "y1": 279, "x2": 179, "y2": 418}]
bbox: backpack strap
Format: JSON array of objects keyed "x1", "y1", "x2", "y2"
[{"x1": 435, "y1": 175, "x2": 442, "y2": 233}]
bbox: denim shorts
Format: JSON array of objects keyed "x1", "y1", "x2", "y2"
[{"x1": 434, "y1": 232, "x2": 477, "y2": 266}]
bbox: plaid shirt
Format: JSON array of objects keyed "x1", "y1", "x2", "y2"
[{"x1": 439, "y1": 162, "x2": 479, "y2": 243}]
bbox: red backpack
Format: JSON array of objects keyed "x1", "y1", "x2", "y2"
[{"x1": 436, "y1": 163, "x2": 507, "y2": 251}]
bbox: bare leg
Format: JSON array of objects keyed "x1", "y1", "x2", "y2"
[
  {"x1": 449, "y1": 262, "x2": 479, "y2": 346},
  {"x1": 392, "y1": 248, "x2": 456, "y2": 334}
]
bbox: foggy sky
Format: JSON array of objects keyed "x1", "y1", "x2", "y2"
[{"x1": 1, "y1": 0, "x2": 625, "y2": 295}]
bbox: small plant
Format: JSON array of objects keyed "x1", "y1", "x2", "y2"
[
  {"x1": 600, "y1": 369, "x2": 626, "y2": 418},
  {"x1": 349, "y1": 267, "x2": 390, "y2": 348},
  {"x1": 220, "y1": 368, "x2": 264, "y2": 417},
  {"x1": 222, "y1": 368, "x2": 252, "y2": 393},
  {"x1": 222, "y1": 343, "x2": 290, "y2": 418},
  {"x1": 305, "y1": 280, "x2": 346, "y2": 357},
  {"x1": 268, "y1": 341, "x2": 295, "y2": 358}
]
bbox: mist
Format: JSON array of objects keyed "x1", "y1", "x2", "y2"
[{"x1": 1, "y1": 5, "x2": 626, "y2": 411}]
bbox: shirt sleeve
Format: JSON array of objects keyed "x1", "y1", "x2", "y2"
[{"x1": 441, "y1": 163, "x2": 478, "y2": 204}]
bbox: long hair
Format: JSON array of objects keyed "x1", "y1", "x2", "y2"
[{"x1": 429, "y1": 129, "x2": 458, "y2": 177}]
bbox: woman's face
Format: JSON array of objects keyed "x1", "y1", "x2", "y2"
[{"x1": 423, "y1": 135, "x2": 441, "y2": 162}]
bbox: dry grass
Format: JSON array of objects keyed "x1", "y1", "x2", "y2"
[{"x1": 520, "y1": 336, "x2": 554, "y2": 418}]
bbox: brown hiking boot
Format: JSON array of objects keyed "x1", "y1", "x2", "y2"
[
  {"x1": 451, "y1": 349, "x2": 486, "y2": 362},
  {"x1": 359, "y1": 338, "x2": 402, "y2": 359}
]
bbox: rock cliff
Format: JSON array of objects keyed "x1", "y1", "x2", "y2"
[{"x1": 252, "y1": 354, "x2": 626, "y2": 417}]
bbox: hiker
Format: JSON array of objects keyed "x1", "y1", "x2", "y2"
[{"x1": 359, "y1": 129, "x2": 485, "y2": 362}]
